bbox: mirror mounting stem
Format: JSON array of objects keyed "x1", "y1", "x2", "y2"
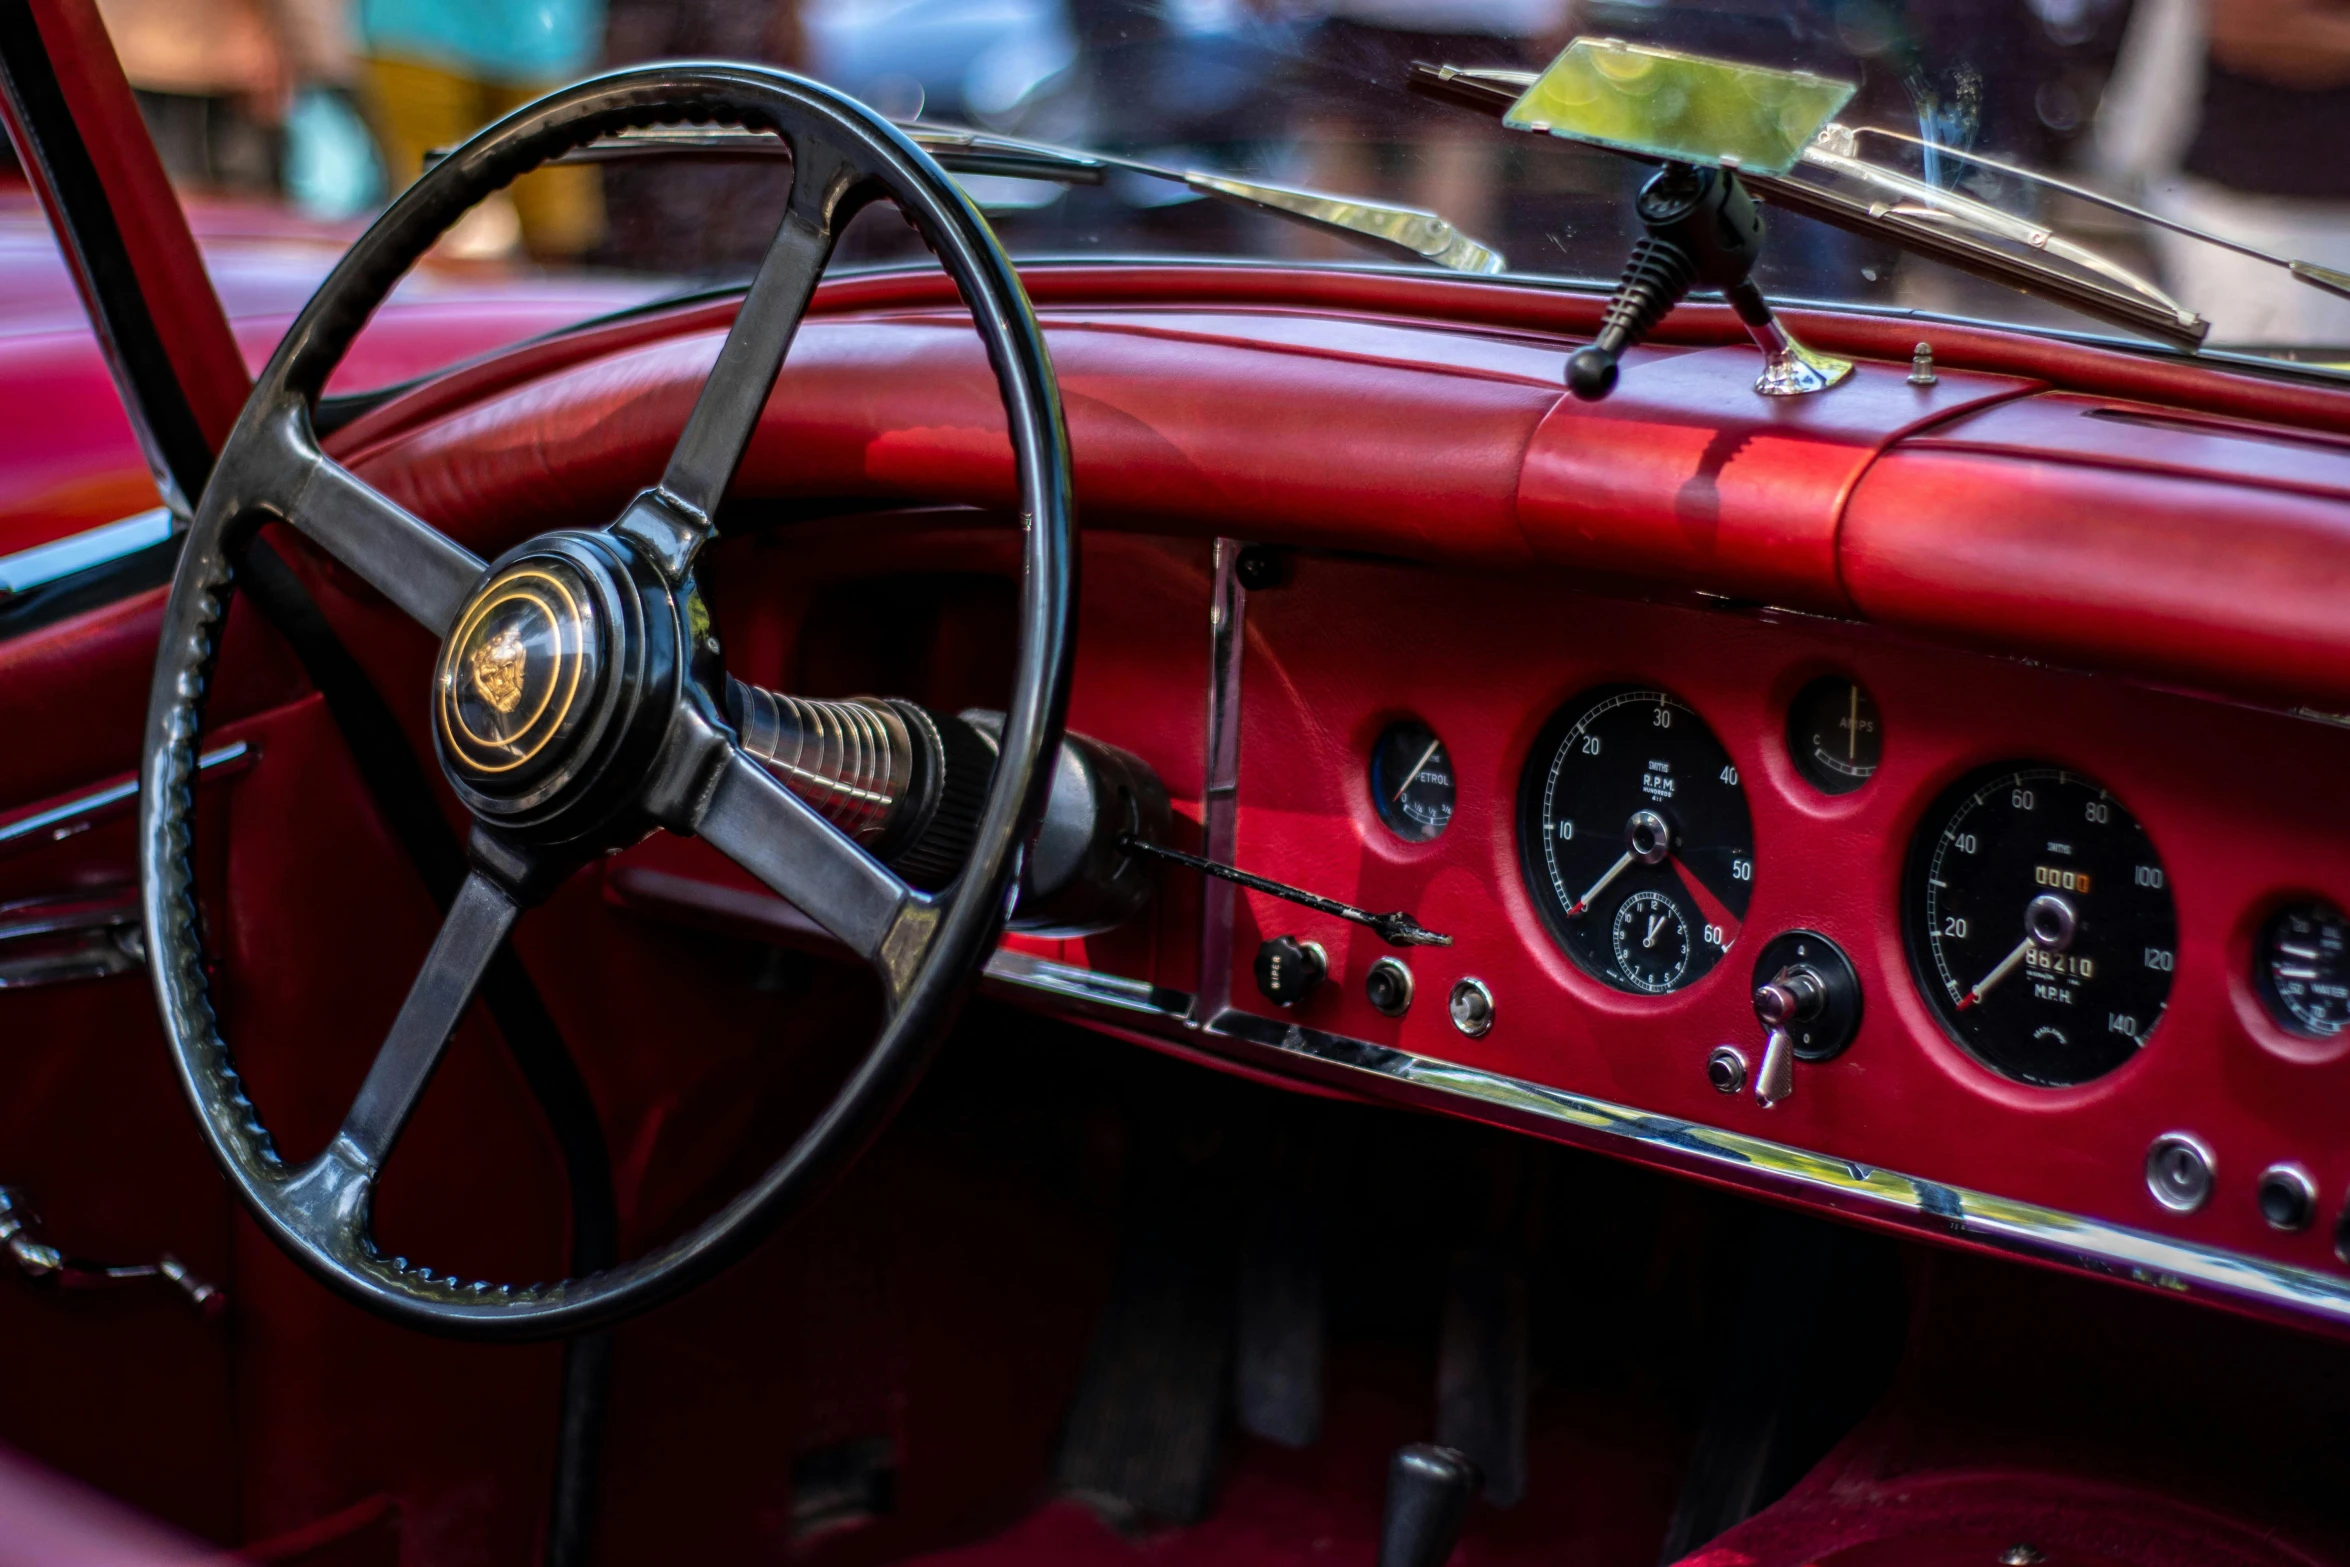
[{"x1": 1568, "y1": 161, "x2": 1851, "y2": 402}]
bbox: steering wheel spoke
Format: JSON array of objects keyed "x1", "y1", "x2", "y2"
[
  {"x1": 272, "y1": 871, "x2": 518, "y2": 1263},
  {"x1": 259, "y1": 403, "x2": 486, "y2": 637},
  {"x1": 337, "y1": 871, "x2": 520, "y2": 1173},
  {"x1": 697, "y1": 748, "x2": 934, "y2": 1006},
  {"x1": 617, "y1": 136, "x2": 863, "y2": 580}
]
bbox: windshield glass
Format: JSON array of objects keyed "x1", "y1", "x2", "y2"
[
  {"x1": 786, "y1": 0, "x2": 2348, "y2": 363},
  {"x1": 89, "y1": 0, "x2": 2350, "y2": 369}
]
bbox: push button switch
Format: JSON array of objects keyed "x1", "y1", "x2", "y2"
[
  {"x1": 2256, "y1": 1163, "x2": 2316, "y2": 1232},
  {"x1": 1365, "y1": 957, "x2": 1414, "y2": 1017}
]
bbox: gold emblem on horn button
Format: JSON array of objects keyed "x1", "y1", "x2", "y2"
[
  {"x1": 469, "y1": 626, "x2": 529, "y2": 714},
  {"x1": 435, "y1": 559, "x2": 598, "y2": 785}
]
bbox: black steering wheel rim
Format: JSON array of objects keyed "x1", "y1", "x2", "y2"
[{"x1": 137, "y1": 64, "x2": 1076, "y2": 1340}]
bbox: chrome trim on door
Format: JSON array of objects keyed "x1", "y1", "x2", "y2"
[
  {"x1": 0, "y1": 888, "x2": 142, "y2": 988},
  {"x1": 0, "y1": 741, "x2": 249, "y2": 854},
  {"x1": 0, "y1": 508, "x2": 174, "y2": 598},
  {"x1": 980, "y1": 949, "x2": 2350, "y2": 1339}
]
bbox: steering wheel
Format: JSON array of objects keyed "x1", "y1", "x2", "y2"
[{"x1": 136, "y1": 65, "x2": 1075, "y2": 1339}]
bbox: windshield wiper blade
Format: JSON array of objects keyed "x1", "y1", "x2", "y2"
[
  {"x1": 1845, "y1": 124, "x2": 2350, "y2": 308},
  {"x1": 1407, "y1": 62, "x2": 2210, "y2": 349},
  {"x1": 529, "y1": 122, "x2": 1506, "y2": 274}
]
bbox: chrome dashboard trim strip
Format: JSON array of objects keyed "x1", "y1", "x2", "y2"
[
  {"x1": 982, "y1": 950, "x2": 2350, "y2": 1338},
  {"x1": 984, "y1": 948, "x2": 1193, "y2": 1018}
]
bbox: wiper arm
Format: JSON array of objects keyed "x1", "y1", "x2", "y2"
[
  {"x1": 531, "y1": 122, "x2": 1506, "y2": 274},
  {"x1": 1408, "y1": 62, "x2": 2211, "y2": 348},
  {"x1": 913, "y1": 124, "x2": 1506, "y2": 272},
  {"x1": 1797, "y1": 125, "x2": 2201, "y2": 339}
]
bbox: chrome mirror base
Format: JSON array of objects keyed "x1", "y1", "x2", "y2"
[{"x1": 1748, "y1": 318, "x2": 1854, "y2": 397}]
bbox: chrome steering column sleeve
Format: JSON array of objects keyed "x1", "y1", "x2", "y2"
[
  {"x1": 724, "y1": 680, "x2": 995, "y2": 889},
  {"x1": 962, "y1": 710, "x2": 1170, "y2": 935},
  {"x1": 138, "y1": 64, "x2": 1076, "y2": 1340},
  {"x1": 726, "y1": 683, "x2": 916, "y2": 842}
]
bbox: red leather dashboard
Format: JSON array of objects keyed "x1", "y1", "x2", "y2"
[{"x1": 311, "y1": 262, "x2": 2350, "y2": 1335}]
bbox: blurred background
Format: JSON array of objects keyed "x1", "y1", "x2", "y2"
[{"x1": 67, "y1": 0, "x2": 2350, "y2": 350}]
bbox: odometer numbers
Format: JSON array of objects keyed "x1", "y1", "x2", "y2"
[
  {"x1": 1904, "y1": 765, "x2": 2176, "y2": 1086},
  {"x1": 1517, "y1": 686, "x2": 1756, "y2": 995}
]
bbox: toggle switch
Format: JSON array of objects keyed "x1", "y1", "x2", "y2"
[{"x1": 1745, "y1": 931, "x2": 1862, "y2": 1108}]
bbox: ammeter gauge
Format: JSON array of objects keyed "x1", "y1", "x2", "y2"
[{"x1": 1788, "y1": 675, "x2": 1881, "y2": 795}]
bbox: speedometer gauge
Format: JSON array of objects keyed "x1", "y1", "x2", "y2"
[
  {"x1": 1517, "y1": 686, "x2": 1755, "y2": 994},
  {"x1": 1904, "y1": 764, "x2": 2177, "y2": 1086}
]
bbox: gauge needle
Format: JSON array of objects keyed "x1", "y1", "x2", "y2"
[
  {"x1": 1847, "y1": 683, "x2": 1859, "y2": 762},
  {"x1": 1670, "y1": 857, "x2": 1742, "y2": 949},
  {"x1": 1955, "y1": 937, "x2": 2032, "y2": 1011},
  {"x1": 1566, "y1": 851, "x2": 1635, "y2": 917},
  {"x1": 1392, "y1": 737, "x2": 1443, "y2": 804},
  {"x1": 1643, "y1": 912, "x2": 1666, "y2": 948}
]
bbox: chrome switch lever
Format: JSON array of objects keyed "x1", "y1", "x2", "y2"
[
  {"x1": 1750, "y1": 968, "x2": 1824, "y2": 1107},
  {"x1": 1743, "y1": 932, "x2": 1863, "y2": 1108}
]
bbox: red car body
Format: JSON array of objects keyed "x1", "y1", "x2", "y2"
[{"x1": 0, "y1": 185, "x2": 657, "y2": 555}]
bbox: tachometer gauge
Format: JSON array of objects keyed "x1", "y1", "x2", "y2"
[
  {"x1": 1370, "y1": 720, "x2": 1455, "y2": 842},
  {"x1": 1517, "y1": 686, "x2": 1755, "y2": 994},
  {"x1": 2256, "y1": 901, "x2": 2350, "y2": 1039},
  {"x1": 1905, "y1": 764, "x2": 2176, "y2": 1086}
]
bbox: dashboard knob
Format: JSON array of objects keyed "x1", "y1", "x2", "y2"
[
  {"x1": 1753, "y1": 968, "x2": 1827, "y2": 1029},
  {"x1": 1255, "y1": 936, "x2": 1327, "y2": 1007}
]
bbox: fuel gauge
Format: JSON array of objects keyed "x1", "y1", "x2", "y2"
[
  {"x1": 1371, "y1": 721, "x2": 1455, "y2": 842},
  {"x1": 1789, "y1": 675, "x2": 1882, "y2": 795}
]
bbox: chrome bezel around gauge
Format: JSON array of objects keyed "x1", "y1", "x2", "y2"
[
  {"x1": 1515, "y1": 684, "x2": 1755, "y2": 996},
  {"x1": 1903, "y1": 761, "x2": 2178, "y2": 1087}
]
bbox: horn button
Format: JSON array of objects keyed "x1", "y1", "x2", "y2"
[{"x1": 432, "y1": 533, "x2": 680, "y2": 839}]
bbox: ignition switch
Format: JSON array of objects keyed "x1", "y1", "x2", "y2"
[{"x1": 1744, "y1": 931, "x2": 1862, "y2": 1107}]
